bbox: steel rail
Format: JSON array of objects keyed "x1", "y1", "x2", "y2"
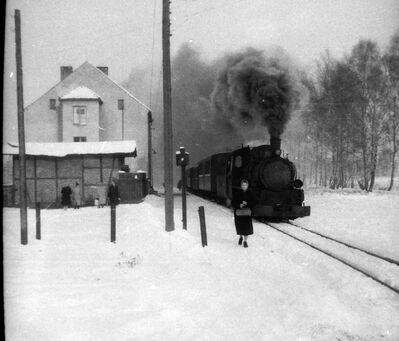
[
  {"x1": 260, "y1": 220, "x2": 399, "y2": 295},
  {"x1": 286, "y1": 221, "x2": 399, "y2": 266}
]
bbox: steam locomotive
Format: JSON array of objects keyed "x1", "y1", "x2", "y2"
[{"x1": 185, "y1": 137, "x2": 310, "y2": 220}]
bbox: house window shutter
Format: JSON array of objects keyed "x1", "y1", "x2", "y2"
[
  {"x1": 79, "y1": 108, "x2": 87, "y2": 125},
  {"x1": 49, "y1": 99, "x2": 56, "y2": 110},
  {"x1": 73, "y1": 108, "x2": 80, "y2": 124}
]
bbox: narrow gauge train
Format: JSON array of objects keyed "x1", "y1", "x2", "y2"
[{"x1": 186, "y1": 137, "x2": 310, "y2": 220}]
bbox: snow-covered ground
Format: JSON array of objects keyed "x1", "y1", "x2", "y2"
[
  {"x1": 3, "y1": 189, "x2": 399, "y2": 340},
  {"x1": 300, "y1": 189, "x2": 399, "y2": 261}
]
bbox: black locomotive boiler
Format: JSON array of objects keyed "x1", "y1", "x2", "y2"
[{"x1": 186, "y1": 137, "x2": 310, "y2": 220}]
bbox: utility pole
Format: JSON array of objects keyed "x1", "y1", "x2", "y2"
[
  {"x1": 162, "y1": 0, "x2": 174, "y2": 231},
  {"x1": 15, "y1": 9, "x2": 28, "y2": 245},
  {"x1": 147, "y1": 111, "x2": 153, "y2": 190}
]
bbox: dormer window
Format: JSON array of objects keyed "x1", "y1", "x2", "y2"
[{"x1": 73, "y1": 106, "x2": 87, "y2": 125}]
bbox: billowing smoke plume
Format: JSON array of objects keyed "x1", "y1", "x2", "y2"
[
  {"x1": 211, "y1": 48, "x2": 298, "y2": 138},
  {"x1": 171, "y1": 44, "x2": 241, "y2": 162},
  {"x1": 123, "y1": 44, "x2": 304, "y2": 184}
]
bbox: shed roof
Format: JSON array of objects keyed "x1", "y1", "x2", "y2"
[
  {"x1": 60, "y1": 86, "x2": 101, "y2": 100},
  {"x1": 3, "y1": 141, "x2": 137, "y2": 157}
]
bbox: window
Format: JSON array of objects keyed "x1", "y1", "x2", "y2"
[
  {"x1": 74, "y1": 136, "x2": 87, "y2": 142},
  {"x1": 118, "y1": 99, "x2": 124, "y2": 110},
  {"x1": 234, "y1": 155, "x2": 242, "y2": 168},
  {"x1": 205, "y1": 160, "x2": 211, "y2": 175},
  {"x1": 49, "y1": 99, "x2": 56, "y2": 110},
  {"x1": 73, "y1": 106, "x2": 87, "y2": 125}
]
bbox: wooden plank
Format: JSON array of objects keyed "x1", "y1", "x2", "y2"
[
  {"x1": 33, "y1": 156, "x2": 37, "y2": 203},
  {"x1": 100, "y1": 155, "x2": 103, "y2": 183},
  {"x1": 81, "y1": 155, "x2": 84, "y2": 203},
  {"x1": 55, "y1": 158, "x2": 58, "y2": 204},
  {"x1": 12, "y1": 156, "x2": 15, "y2": 205}
]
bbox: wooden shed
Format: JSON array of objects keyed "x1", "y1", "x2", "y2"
[{"x1": 3, "y1": 141, "x2": 137, "y2": 207}]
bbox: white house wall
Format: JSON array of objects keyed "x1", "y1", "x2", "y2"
[
  {"x1": 24, "y1": 62, "x2": 148, "y2": 172},
  {"x1": 61, "y1": 100, "x2": 100, "y2": 142}
]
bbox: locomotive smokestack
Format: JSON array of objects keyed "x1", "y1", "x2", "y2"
[{"x1": 270, "y1": 136, "x2": 281, "y2": 151}]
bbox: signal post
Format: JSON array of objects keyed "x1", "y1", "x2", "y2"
[{"x1": 176, "y1": 147, "x2": 189, "y2": 230}]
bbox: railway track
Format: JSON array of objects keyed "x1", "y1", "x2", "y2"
[
  {"x1": 286, "y1": 221, "x2": 399, "y2": 266},
  {"x1": 259, "y1": 219, "x2": 399, "y2": 295},
  {"x1": 188, "y1": 192, "x2": 399, "y2": 294}
]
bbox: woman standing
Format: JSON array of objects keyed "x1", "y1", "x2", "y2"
[
  {"x1": 72, "y1": 182, "x2": 82, "y2": 209},
  {"x1": 232, "y1": 179, "x2": 256, "y2": 248},
  {"x1": 61, "y1": 185, "x2": 72, "y2": 210},
  {"x1": 107, "y1": 179, "x2": 120, "y2": 206}
]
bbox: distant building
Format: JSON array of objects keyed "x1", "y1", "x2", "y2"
[{"x1": 24, "y1": 61, "x2": 151, "y2": 170}]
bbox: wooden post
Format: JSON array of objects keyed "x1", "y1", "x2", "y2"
[
  {"x1": 100, "y1": 155, "x2": 103, "y2": 183},
  {"x1": 198, "y1": 206, "x2": 207, "y2": 247},
  {"x1": 55, "y1": 158, "x2": 59, "y2": 205},
  {"x1": 15, "y1": 9, "x2": 28, "y2": 245},
  {"x1": 147, "y1": 111, "x2": 153, "y2": 189},
  {"x1": 162, "y1": 0, "x2": 174, "y2": 232},
  {"x1": 122, "y1": 108, "x2": 124, "y2": 140},
  {"x1": 182, "y1": 162, "x2": 187, "y2": 230},
  {"x1": 81, "y1": 156, "x2": 84, "y2": 206},
  {"x1": 110, "y1": 204, "x2": 116, "y2": 242},
  {"x1": 33, "y1": 156, "x2": 37, "y2": 204},
  {"x1": 35, "y1": 202, "x2": 41, "y2": 240}
]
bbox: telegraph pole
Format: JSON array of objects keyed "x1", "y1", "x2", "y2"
[
  {"x1": 147, "y1": 111, "x2": 153, "y2": 190},
  {"x1": 15, "y1": 9, "x2": 28, "y2": 245},
  {"x1": 162, "y1": 0, "x2": 174, "y2": 231}
]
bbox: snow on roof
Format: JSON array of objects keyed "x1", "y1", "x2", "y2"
[
  {"x1": 60, "y1": 86, "x2": 101, "y2": 100},
  {"x1": 3, "y1": 141, "x2": 137, "y2": 157}
]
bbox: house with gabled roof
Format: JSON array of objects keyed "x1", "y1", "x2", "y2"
[{"x1": 24, "y1": 61, "x2": 151, "y2": 170}]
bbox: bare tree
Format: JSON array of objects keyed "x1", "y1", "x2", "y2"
[
  {"x1": 383, "y1": 30, "x2": 399, "y2": 191},
  {"x1": 349, "y1": 40, "x2": 390, "y2": 191}
]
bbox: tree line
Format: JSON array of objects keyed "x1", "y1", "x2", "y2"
[{"x1": 300, "y1": 30, "x2": 399, "y2": 191}]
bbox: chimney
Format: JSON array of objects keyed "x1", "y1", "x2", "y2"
[
  {"x1": 60, "y1": 66, "x2": 73, "y2": 81},
  {"x1": 97, "y1": 66, "x2": 108, "y2": 75},
  {"x1": 270, "y1": 136, "x2": 281, "y2": 151}
]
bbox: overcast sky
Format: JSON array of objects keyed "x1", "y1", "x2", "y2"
[{"x1": 3, "y1": 0, "x2": 399, "y2": 142}]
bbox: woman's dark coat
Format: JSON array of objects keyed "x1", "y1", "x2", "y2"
[
  {"x1": 107, "y1": 184, "x2": 120, "y2": 205},
  {"x1": 61, "y1": 186, "x2": 72, "y2": 206},
  {"x1": 232, "y1": 189, "x2": 256, "y2": 236}
]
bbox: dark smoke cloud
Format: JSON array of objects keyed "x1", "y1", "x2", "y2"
[
  {"x1": 171, "y1": 44, "x2": 241, "y2": 163},
  {"x1": 211, "y1": 48, "x2": 298, "y2": 138},
  {"x1": 122, "y1": 44, "x2": 306, "y2": 185}
]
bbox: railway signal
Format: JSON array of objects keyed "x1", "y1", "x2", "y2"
[{"x1": 176, "y1": 147, "x2": 189, "y2": 230}]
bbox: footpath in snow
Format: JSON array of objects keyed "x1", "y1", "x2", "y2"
[{"x1": 3, "y1": 190, "x2": 399, "y2": 340}]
